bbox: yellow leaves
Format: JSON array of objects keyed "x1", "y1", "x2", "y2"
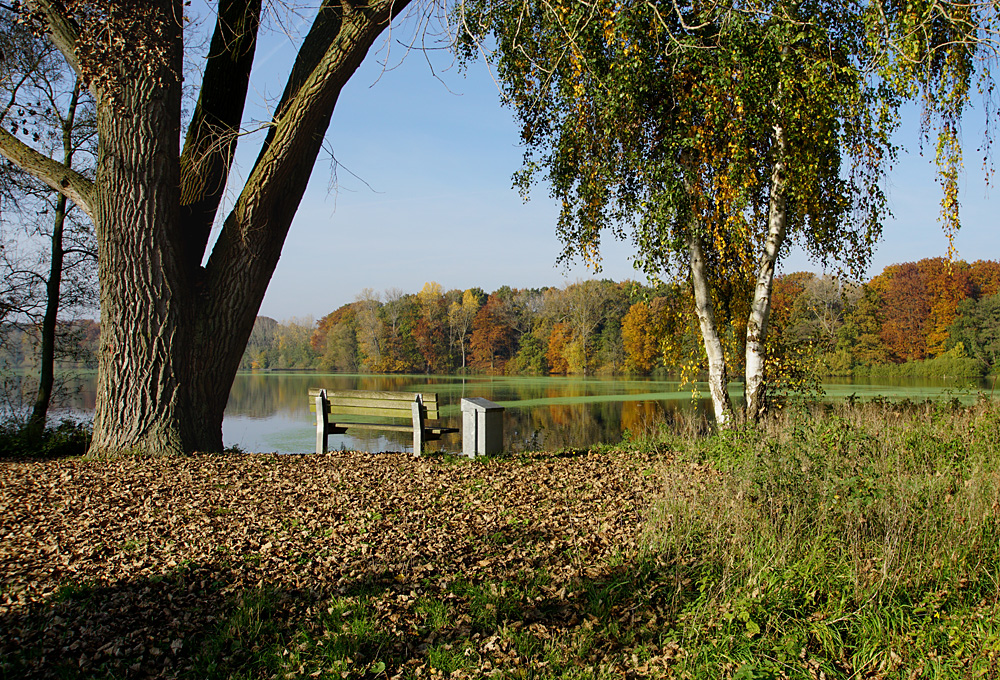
[
  {"x1": 579, "y1": 241, "x2": 602, "y2": 271},
  {"x1": 569, "y1": 48, "x2": 586, "y2": 100},
  {"x1": 460, "y1": 289, "x2": 481, "y2": 312},
  {"x1": 622, "y1": 302, "x2": 658, "y2": 372},
  {"x1": 602, "y1": 13, "x2": 616, "y2": 46},
  {"x1": 934, "y1": 124, "x2": 964, "y2": 258}
]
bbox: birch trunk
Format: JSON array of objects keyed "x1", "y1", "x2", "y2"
[
  {"x1": 745, "y1": 122, "x2": 788, "y2": 423},
  {"x1": 689, "y1": 232, "x2": 734, "y2": 427}
]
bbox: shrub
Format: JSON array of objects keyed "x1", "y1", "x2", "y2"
[
  {"x1": 0, "y1": 419, "x2": 92, "y2": 458},
  {"x1": 853, "y1": 348, "x2": 985, "y2": 378}
]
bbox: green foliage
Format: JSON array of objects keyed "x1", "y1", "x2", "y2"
[
  {"x1": 0, "y1": 418, "x2": 91, "y2": 458},
  {"x1": 948, "y1": 292, "x2": 1000, "y2": 372},
  {"x1": 460, "y1": 0, "x2": 890, "y2": 274},
  {"x1": 853, "y1": 345, "x2": 985, "y2": 378},
  {"x1": 508, "y1": 333, "x2": 547, "y2": 375},
  {"x1": 836, "y1": 283, "x2": 890, "y2": 367}
]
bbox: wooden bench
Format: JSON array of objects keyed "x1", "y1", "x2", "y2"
[{"x1": 309, "y1": 388, "x2": 459, "y2": 455}]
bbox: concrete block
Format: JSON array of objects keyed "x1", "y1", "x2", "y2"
[{"x1": 460, "y1": 397, "x2": 504, "y2": 456}]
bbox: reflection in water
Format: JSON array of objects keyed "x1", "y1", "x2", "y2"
[
  {"x1": 222, "y1": 373, "x2": 722, "y2": 453},
  {"x1": 220, "y1": 372, "x2": 719, "y2": 453},
  {"x1": 38, "y1": 371, "x2": 993, "y2": 454}
]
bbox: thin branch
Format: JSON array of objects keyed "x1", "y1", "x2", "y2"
[{"x1": 26, "y1": 0, "x2": 83, "y2": 81}]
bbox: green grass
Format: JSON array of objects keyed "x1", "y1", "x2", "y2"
[
  {"x1": 642, "y1": 398, "x2": 1000, "y2": 677},
  {"x1": 189, "y1": 589, "x2": 394, "y2": 679}
]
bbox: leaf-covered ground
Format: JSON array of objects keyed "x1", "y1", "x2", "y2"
[{"x1": 0, "y1": 449, "x2": 672, "y2": 679}]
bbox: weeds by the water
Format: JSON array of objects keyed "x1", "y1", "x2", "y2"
[
  {"x1": 649, "y1": 399, "x2": 1000, "y2": 676},
  {"x1": 0, "y1": 418, "x2": 91, "y2": 458}
]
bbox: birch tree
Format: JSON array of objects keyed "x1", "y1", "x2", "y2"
[{"x1": 459, "y1": 0, "x2": 996, "y2": 424}]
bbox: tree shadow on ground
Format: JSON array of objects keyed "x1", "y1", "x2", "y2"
[{"x1": 0, "y1": 547, "x2": 702, "y2": 679}]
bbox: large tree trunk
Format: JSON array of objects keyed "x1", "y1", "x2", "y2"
[
  {"x1": 89, "y1": 1, "x2": 190, "y2": 455},
  {"x1": 744, "y1": 121, "x2": 788, "y2": 423},
  {"x1": 688, "y1": 232, "x2": 734, "y2": 427},
  {"x1": 4, "y1": 0, "x2": 410, "y2": 455}
]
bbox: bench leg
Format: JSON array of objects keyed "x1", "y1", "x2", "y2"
[
  {"x1": 316, "y1": 391, "x2": 328, "y2": 454},
  {"x1": 411, "y1": 396, "x2": 425, "y2": 455}
]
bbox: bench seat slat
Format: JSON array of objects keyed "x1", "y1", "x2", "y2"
[
  {"x1": 312, "y1": 404, "x2": 416, "y2": 418},
  {"x1": 330, "y1": 422, "x2": 456, "y2": 433},
  {"x1": 310, "y1": 404, "x2": 441, "y2": 420},
  {"x1": 330, "y1": 421, "x2": 417, "y2": 433},
  {"x1": 309, "y1": 388, "x2": 439, "y2": 404}
]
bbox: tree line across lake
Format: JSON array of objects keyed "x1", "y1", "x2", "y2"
[
  {"x1": 237, "y1": 256, "x2": 1000, "y2": 380},
  {"x1": 3, "y1": 255, "x2": 995, "y2": 384}
]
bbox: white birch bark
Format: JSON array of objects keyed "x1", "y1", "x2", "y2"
[
  {"x1": 745, "y1": 121, "x2": 788, "y2": 423},
  {"x1": 689, "y1": 232, "x2": 734, "y2": 426}
]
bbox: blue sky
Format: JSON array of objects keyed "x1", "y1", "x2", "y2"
[{"x1": 205, "y1": 5, "x2": 997, "y2": 321}]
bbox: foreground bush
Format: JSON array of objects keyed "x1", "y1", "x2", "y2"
[{"x1": 0, "y1": 419, "x2": 91, "y2": 458}]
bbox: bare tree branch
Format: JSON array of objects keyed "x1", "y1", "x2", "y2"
[
  {"x1": 25, "y1": 0, "x2": 83, "y2": 81},
  {"x1": 0, "y1": 126, "x2": 93, "y2": 218}
]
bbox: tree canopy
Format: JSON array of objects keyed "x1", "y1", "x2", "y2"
[{"x1": 458, "y1": 0, "x2": 998, "y2": 423}]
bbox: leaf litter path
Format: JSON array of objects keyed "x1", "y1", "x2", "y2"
[{"x1": 0, "y1": 449, "x2": 675, "y2": 679}]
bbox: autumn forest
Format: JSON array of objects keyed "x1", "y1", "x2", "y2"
[{"x1": 233, "y1": 256, "x2": 1000, "y2": 381}]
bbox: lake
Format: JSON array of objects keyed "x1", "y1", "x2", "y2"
[{"x1": 39, "y1": 371, "x2": 997, "y2": 454}]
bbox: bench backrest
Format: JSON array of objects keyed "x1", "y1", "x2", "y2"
[{"x1": 308, "y1": 388, "x2": 443, "y2": 421}]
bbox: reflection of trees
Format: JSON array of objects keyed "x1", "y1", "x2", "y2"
[
  {"x1": 225, "y1": 374, "x2": 450, "y2": 419},
  {"x1": 621, "y1": 401, "x2": 665, "y2": 438},
  {"x1": 502, "y1": 396, "x2": 716, "y2": 452},
  {"x1": 223, "y1": 373, "x2": 721, "y2": 452}
]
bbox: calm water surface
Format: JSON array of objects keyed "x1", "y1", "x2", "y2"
[{"x1": 46, "y1": 372, "x2": 995, "y2": 454}]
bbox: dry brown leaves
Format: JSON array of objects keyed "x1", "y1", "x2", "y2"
[{"x1": 0, "y1": 448, "x2": 669, "y2": 678}]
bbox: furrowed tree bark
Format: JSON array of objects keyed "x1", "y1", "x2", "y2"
[
  {"x1": 744, "y1": 120, "x2": 787, "y2": 423},
  {"x1": 88, "y1": 1, "x2": 189, "y2": 456},
  {"x1": 688, "y1": 230, "x2": 734, "y2": 427}
]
